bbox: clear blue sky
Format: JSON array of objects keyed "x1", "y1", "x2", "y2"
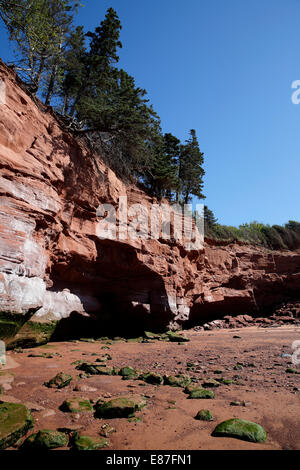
[{"x1": 1, "y1": 0, "x2": 300, "y2": 226}]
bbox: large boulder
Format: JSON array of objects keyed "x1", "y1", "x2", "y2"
[
  {"x1": 95, "y1": 396, "x2": 147, "y2": 419},
  {"x1": 0, "y1": 402, "x2": 34, "y2": 449},
  {"x1": 212, "y1": 418, "x2": 267, "y2": 443}
]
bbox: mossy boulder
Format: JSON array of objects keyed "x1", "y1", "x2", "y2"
[
  {"x1": 0, "y1": 403, "x2": 34, "y2": 450},
  {"x1": 166, "y1": 331, "x2": 190, "y2": 342},
  {"x1": 195, "y1": 409, "x2": 214, "y2": 421},
  {"x1": 96, "y1": 353, "x2": 112, "y2": 362},
  {"x1": 216, "y1": 378, "x2": 234, "y2": 385},
  {"x1": 61, "y1": 397, "x2": 93, "y2": 413},
  {"x1": 95, "y1": 396, "x2": 147, "y2": 419},
  {"x1": 212, "y1": 418, "x2": 267, "y2": 443},
  {"x1": 119, "y1": 366, "x2": 139, "y2": 380},
  {"x1": 202, "y1": 379, "x2": 220, "y2": 388},
  {"x1": 73, "y1": 435, "x2": 109, "y2": 451},
  {"x1": 144, "y1": 331, "x2": 161, "y2": 340},
  {"x1": 0, "y1": 312, "x2": 28, "y2": 344},
  {"x1": 286, "y1": 368, "x2": 300, "y2": 374},
  {"x1": 44, "y1": 372, "x2": 72, "y2": 389},
  {"x1": 163, "y1": 374, "x2": 191, "y2": 388},
  {"x1": 140, "y1": 372, "x2": 163, "y2": 385},
  {"x1": 188, "y1": 388, "x2": 215, "y2": 399},
  {"x1": 5, "y1": 318, "x2": 59, "y2": 349},
  {"x1": 22, "y1": 429, "x2": 68, "y2": 449},
  {"x1": 76, "y1": 363, "x2": 117, "y2": 376}
]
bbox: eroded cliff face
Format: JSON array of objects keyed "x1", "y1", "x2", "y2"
[{"x1": 0, "y1": 59, "x2": 300, "y2": 346}]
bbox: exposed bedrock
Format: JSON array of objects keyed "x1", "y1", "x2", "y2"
[{"x1": 0, "y1": 59, "x2": 300, "y2": 345}]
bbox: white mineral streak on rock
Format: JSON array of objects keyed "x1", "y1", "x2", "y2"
[
  {"x1": 34, "y1": 290, "x2": 86, "y2": 322},
  {"x1": 0, "y1": 273, "x2": 45, "y2": 313},
  {"x1": 0, "y1": 176, "x2": 60, "y2": 214}
]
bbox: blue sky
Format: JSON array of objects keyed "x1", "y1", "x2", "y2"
[{"x1": 1, "y1": 0, "x2": 300, "y2": 226}]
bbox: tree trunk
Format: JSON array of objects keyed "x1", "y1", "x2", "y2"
[
  {"x1": 45, "y1": 62, "x2": 58, "y2": 106},
  {"x1": 34, "y1": 55, "x2": 45, "y2": 88}
]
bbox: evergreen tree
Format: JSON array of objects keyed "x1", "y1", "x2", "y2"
[
  {"x1": 204, "y1": 206, "x2": 218, "y2": 228},
  {"x1": 146, "y1": 132, "x2": 180, "y2": 199},
  {"x1": 0, "y1": 0, "x2": 79, "y2": 92},
  {"x1": 179, "y1": 129, "x2": 205, "y2": 204},
  {"x1": 58, "y1": 25, "x2": 87, "y2": 115},
  {"x1": 69, "y1": 7, "x2": 122, "y2": 118}
]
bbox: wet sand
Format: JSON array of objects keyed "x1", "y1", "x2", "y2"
[{"x1": 1, "y1": 325, "x2": 300, "y2": 450}]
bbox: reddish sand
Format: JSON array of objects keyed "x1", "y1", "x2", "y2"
[{"x1": 1, "y1": 325, "x2": 300, "y2": 450}]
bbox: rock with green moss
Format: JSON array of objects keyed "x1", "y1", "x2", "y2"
[
  {"x1": 0, "y1": 312, "x2": 28, "y2": 344},
  {"x1": 185, "y1": 383, "x2": 200, "y2": 394},
  {"x1": 95, "y1": 396, "x2": 147, "y2": 419},
  {"x1": 188, "y1": 388, "x2": 215, "y2": 399},
  {"x1": 164, "y1": 374, "x2": 191, "y2": 388},
  {"x1": 22, "y1": 429, "x2": 68, "y2": 449},
  {"x1": 0, "y1": 403, "x2": 34, "y2": 450},
  {"x1": 126, "y1": 337, "x2": 144, "y2": 343},
  {"x1": 5, "y1": 319, "x2": 59, "y2": 349},
  {"x1": 202, "y1": 378, "x2": 220, "y2": 388},
  {"x1": 76, "y1": 363, "x2": 117, "y2": 376},
  {"x1": 140, "y1": 372, "x2": 163, "y2": 385},
  {"x1": 119, "y1": 366, "x2": 139, "y2": 380},
  {"x1": 44, "y1": 372, "x2": 72, "y2": 389},
  {"x1": 216, "y1": 378, "x2": 234, "y2": 385},
  {"x1": 195, "y1": 409, "x2": 214, "y2": 421},
  {"x1": 212, "y1": 419, "x2": 267, "y2": 442},
  {"x1": 144, "y1": 331, "x2": 161, "y2": 340},
  {"x1": 286, "y1": 368, "x2": 300, "y2": 374},
  {"x1": 61, "y1": 397, "x2": 93, "y2": 413},
  {"x1": 96, "y1": 353, "x2": 112, "y2": 362},
  {"x1": 73, "y1": 435, "x2": 109, "y2": 451},
  {"x1": 166, "y1": 331, "x2": 190, "y2": 342}
]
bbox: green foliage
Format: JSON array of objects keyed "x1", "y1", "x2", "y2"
[
  {"x1": 0, "y1": 0, "x2": 80, "y2": 92},
  {"x1": 0, "y1": 4, "x2": 206, "y2": 200},
  {"x1": 205, "y1": 217, "x2": 300, "y2": 250},
  {"x1": 145, "y1": 132, "x2": 181, "y2": 199},
  {"x1": 179, "y1": 129, "x2": 205, "y2": 204}
]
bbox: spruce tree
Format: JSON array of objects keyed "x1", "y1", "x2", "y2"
[
  {"x1": 146, "y1": 132, "x2": 180, "y2": 199},
  {"x1": 179, "y1": 129, "x2": 205, "y2": 204},
  {"x1": 0, "y1": 0, "x2": 79, "y2": 92},
  {"x1": 59, "y1": 25, "x2": 87, "y2": 115}
]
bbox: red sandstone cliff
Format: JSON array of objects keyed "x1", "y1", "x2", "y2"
[{"x1": 0, "y1": 59, "x2": 300, "y2": 344}]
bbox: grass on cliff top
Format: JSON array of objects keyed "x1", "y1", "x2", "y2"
[{"x1": 205, "y1": 220, "x2": 300, "y2": 251}]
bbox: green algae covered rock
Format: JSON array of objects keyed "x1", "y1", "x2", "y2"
[
  {"x1": 216, "y1": 377, "x2": 235, "y2": 385},
  {"x1": 61, "y1": 397, "x2": 93, "y2": 413},
  {"x1": 44, "y1": 372, "x2": 72, "y2": 389},
  {"x1": 140, "y1": 372, "x2": 164, "y2": 385},
  {"x1": 195, "y1": 409, "x2": 214, "y2": 421},
  {"x1": 188, "y1": 388, "x2": 215, "y2": 399},
  {"x1": 164, "y1": 374, "x2": 191, "y2": 388},
  {"x1": 73, "y1": 435, "x2": 109, "y2": 451},
  {"x1": 76, "y1": 363, "x2": 117, "y2": 376},
  {"x1": 144, "y1": 331, "x2": 162, "y2": 340},
  {"x1": 95, "y1": 396, "x2": 147, "y2": 419},
  {"x1": 119, "y1": 366, "x2": 139, "y2": 380},
  {"x1": 202, "y1": 378, "x2": 220, "y2": 388},
  {"x1": 0, "y1": 403, "x2": 34, "y2": 450},
  {"x1": 286, "y1": 368, "x2": 300, "y2": 374},
  {"x1": 23, "y1": 429, "x2": 68, "y2": 449},
  {"x1": 166, "y1": 331, "x2": 190, "y2": 342},
  {"x1": 212, "y1": 418, "x2": 267, "y2": 443}
]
